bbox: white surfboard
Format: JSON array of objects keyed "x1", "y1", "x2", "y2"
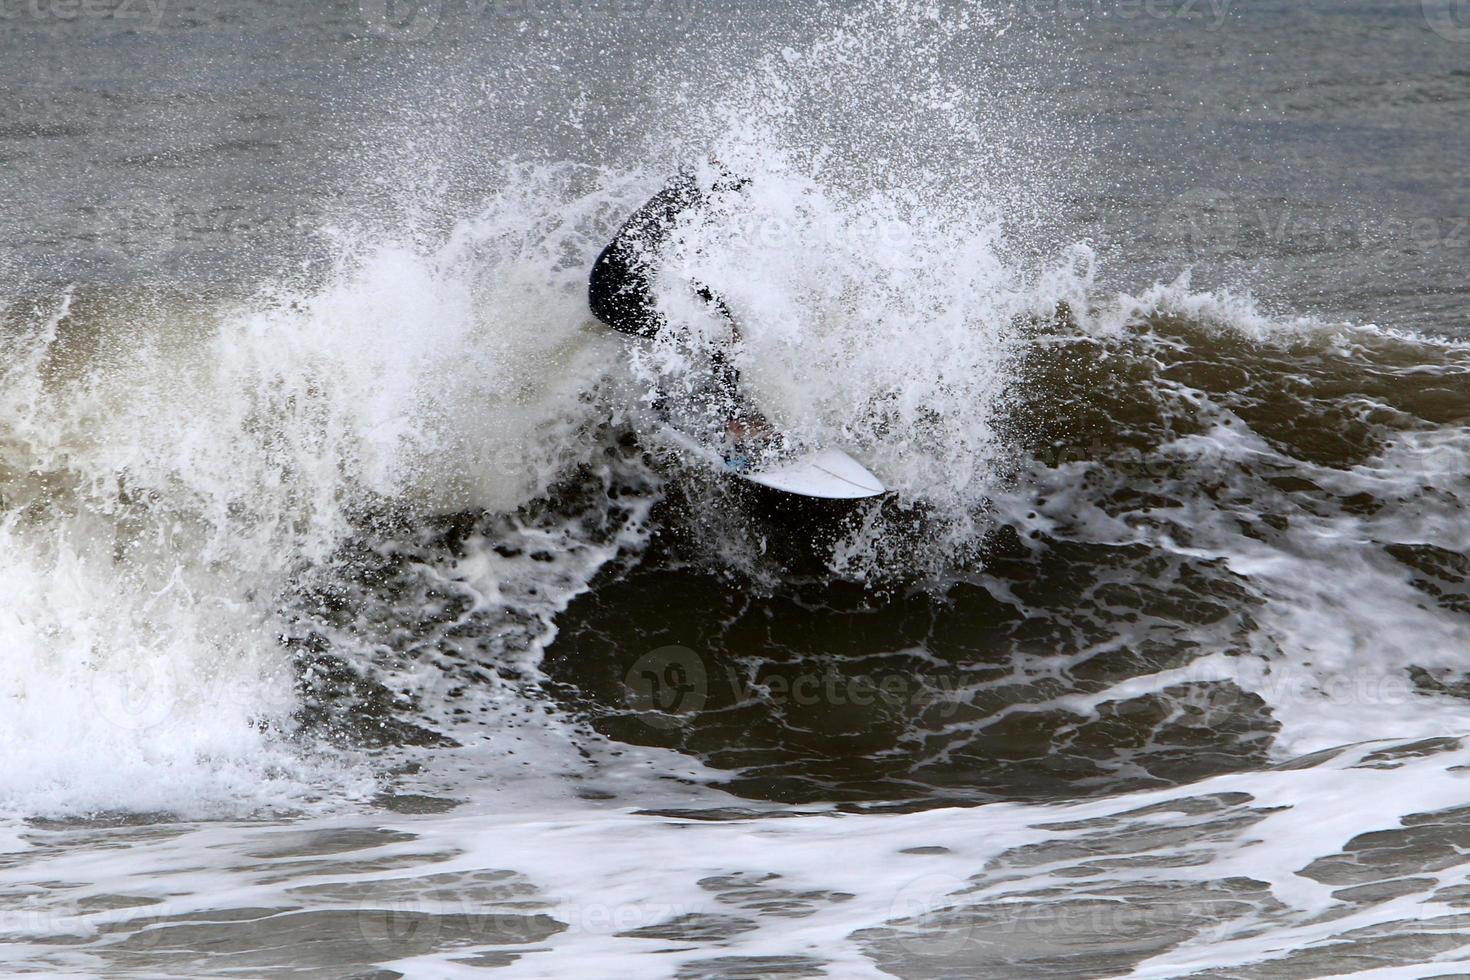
[
  {"x1": 737, "y1": 447, "x2": 885, "y2": 499},
  {"x1": 658, "y1": 425, "x2": 886, "y2": 500}
]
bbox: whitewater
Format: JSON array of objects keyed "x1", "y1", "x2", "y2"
[{"x1": 3, "y1": 1, "x2": 1470, "y2": 977}]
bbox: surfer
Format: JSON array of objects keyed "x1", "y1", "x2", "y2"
[
  {"x1": 588, "y1": 159, "x2": 765, "y2": 441},
  {"x1": 587, "y1": 162, "x2": 885, "y2": 499}
]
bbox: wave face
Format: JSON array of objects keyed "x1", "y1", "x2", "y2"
[{"x1": 3, "y1": 1, "x2": 1470, "y2": 977}]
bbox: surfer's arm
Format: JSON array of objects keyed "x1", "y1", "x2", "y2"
[{"x1": 693, "y1": 281, "x2": 744, "y2": 358}]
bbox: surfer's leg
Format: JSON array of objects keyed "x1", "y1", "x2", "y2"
[
  {"x1": 694, "y1": 284, "x2": 746, "y2": 430},
  {"x1": 706, "y1": 312, "x2": 772, "y2": 444},
  {"x1": 711, "y1": 346, "x2": 742, "y2": 419}
]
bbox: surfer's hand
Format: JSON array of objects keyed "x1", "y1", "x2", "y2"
[{"x1": 726, "y1": 412, "x2": 772, "y2": 444}]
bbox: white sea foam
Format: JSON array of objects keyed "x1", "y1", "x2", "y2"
[
  {"x1": 0, "y1": 163, "x2": 638, "y2": 816},
  {"x1": 4, "y1": 737, "x2": 1470, "y2": 976},
  {"x1": 3, "y1": 3, "x2": 1469, "y2": 975}
]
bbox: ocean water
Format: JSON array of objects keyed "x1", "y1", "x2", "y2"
[{"x1": 3, "y1": 1, "x2": 1470, "y2": 976}]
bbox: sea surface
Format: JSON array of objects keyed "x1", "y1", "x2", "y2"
[{"x1": 3, "y1": 1, "x2": 1470, "y2": 976}]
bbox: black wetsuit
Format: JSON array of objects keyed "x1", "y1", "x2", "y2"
[
  {"x1": 589, "y1": 167, "x2": 751, "y2": 421},
  {"x1": 587, "y1": 170, "x2": 705, "y2": 338}
]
